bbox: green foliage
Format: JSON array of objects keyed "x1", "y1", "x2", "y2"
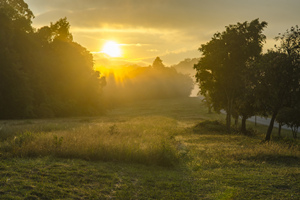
[
  {"x1": 275, "y1": 25, "x2": 300, "y2": 61},
  {"x1": 0, "y1": 2, "x2": 105, "y2": 119},
  {"x1": 53, "y1": 135, "x2": 63, "y2": 149},
  {"x1": 13, "y1": 131, "x2": 34, "y2": 147},
  {"x1": 277, "y1": 107, "x2": 300, "y2": 139},
  {"x1": 0, "y1": 0, "x2": 34, "y2": 32},
  {"x1": 194, "y1": 19, "x2": 267, "y2": 132},
  {"x1": 255, "y1": 51, "x2": 299, "y2": 140}
]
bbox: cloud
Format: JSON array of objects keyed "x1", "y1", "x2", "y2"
[
  {"x1": 28, "y1": 0, "x2": 299, "y2": 29},
  {"x1": 25, "y1": 0, "x2": 300, "y2": 65}
]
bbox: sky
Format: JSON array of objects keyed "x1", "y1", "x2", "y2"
[{"x1": 25, "y1": 0, "x2": 300, "y2": 66}]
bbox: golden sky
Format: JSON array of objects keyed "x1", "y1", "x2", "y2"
[{"x1": 25, "y1": 0, "x2": 300, "y2": 66}]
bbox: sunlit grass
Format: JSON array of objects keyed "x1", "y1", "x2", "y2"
[
  {"x1": 0, "y1": 98, "x2": 299, "y2": 199},
  {"x1": 1, "y1": 116, "x2": 179, "y2": 167},
  {"x1": 185, "y1": 120, "x2": 299, "y2": 170}
]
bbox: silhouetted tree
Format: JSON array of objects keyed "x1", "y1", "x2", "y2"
[
  {"x1": 277, "y1": 106, "x2": 300, "y2": 139},
  {"x1": 194, "y1": 19, "x2": 267, "y2": 132},
  {"x1": 0, "y1": 1, "x2": 106, "y2": 118},
  {"x1": 32, "y1": 19, "x2": 105, "y2": 117},
  {"x1": 0, "y1": 0, "x2": 34, "y2": 32},
  {"x1": 255, "y1": 26, "x2": 300, "y2": 141},
  {"x1": 255, "y1": 51, "x2": 296, "y2": 141},
  {"x1": 171, "y1": 58, "x2": 199, "y2": 75},
  {"x1": 152, "y1": 57, "x2": 165, "y2": 69},
  {"x1": 0, "y1": 0, "x2": 34, "y2": 118}
]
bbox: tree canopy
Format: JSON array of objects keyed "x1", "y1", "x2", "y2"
[
  {"x1": 194, "y1": 19, "x2": 267, "y2": 132},
  {"x1": 195, "y1": 21, "x2": 300, "y2": 140},
  {"x1": 257, "y1": 26, "x2": 300, "y2": 140},
  {"x1": 0, "y1": 0, "x2": 105, "y2": 119}
]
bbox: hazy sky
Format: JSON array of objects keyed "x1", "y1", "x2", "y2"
[{"x1": 25, "y1": 0, "x2": 300, "y2": 66}]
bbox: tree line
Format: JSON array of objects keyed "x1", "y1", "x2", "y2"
[
  {"x1": 0, "y1": 0, "x2": 105, "y2": 118},
  {"x1": 102, "y1": 57, "x2": 194, "y2": 106},
  {"x1": 194, "y1": 19, "x2": 300, "y2": 140}
]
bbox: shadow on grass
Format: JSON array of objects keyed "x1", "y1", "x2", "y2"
[{"x1": 247, "y1": 154, "x2": 299, "y2": 167}]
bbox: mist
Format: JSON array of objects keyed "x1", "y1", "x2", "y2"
[{"x1": 99, "y1": 57, "x2": 194, "y2": 107}]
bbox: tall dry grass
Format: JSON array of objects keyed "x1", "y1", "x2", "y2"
[{"x1": 0, "y1": 116, "x2": 180, "y2": 167}]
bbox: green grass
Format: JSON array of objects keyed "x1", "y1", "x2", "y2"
[
  {"x1": 1, "y1": 116, "x2": 179, "y2": 167},
  {"x1": 0, "y1": 97, "x2": 299, "y2": 199}
]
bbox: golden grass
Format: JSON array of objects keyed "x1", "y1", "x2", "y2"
[{"x1": 3, "y1": 116, "x2": 179, "y2": 167}]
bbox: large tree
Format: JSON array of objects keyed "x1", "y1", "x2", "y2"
[
  {"x1": 0, "y1": 0, "x2": 34, "y2": 118},
  {"x1": 0, "y1": 0, "x2": 34, "y2": 32},
  {"x1": 194, "y1": 19, "x2": 267, "y2": 132},
  {"x1": 0, "y1": 1, "x2": 106, "y2": 118},
  {"x1": 257, "y1": 26, "x2": 300, "y2": 141},
  {"x1": 255, "y1": 51, "x2": 295, "y2": 141}
]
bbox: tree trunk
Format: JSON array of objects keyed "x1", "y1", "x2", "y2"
[
  {"x1": 234, "y1": 116, "x2": 239, "y2": 127},
  {"x1": 208, "y1": 105, "x2": 212, "y2": 114},
  {"x1": 241, "y1": 116, "x2": 247, "y2": 134},
  {"x1": 226, "y1": 112, "x2": 230, "y2": 132},
  {"x1": 226, "y1": 100, "x2": 233, "y2": 133},
  {"x1": 291, "y1": 126, "x2": 298, "y2": 139},
  {"x1": 278, "y1": 123, "x2": 282, "y2": 138},
  {"x1": 265, "y1": 112, "x2": 278, "y2": 141}
]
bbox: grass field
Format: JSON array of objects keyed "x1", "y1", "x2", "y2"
[{"x1": 0, "y1": 97, "x2": 299, "y2": 199}]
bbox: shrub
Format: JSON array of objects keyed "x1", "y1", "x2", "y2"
[{"x1": 193, "y1": 120, "x2": 227, "y2": 133}]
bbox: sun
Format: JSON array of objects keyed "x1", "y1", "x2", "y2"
[{"x1": 102, "y1": 41, "x2": 122, "y2": 57}]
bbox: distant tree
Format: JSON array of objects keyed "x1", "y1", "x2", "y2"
[
  {"x1": 194, "y1": 19, "x2": 267, "y2": 132},
  {"x1": 50, "y1": 17, "x2": 73, "y2": 42},
  {"x1": 102, "y1": 58, "x2": 194, "y2": 104},
  {"x1": 152, "y1": 57, "x2": 165, "y2": 69},
  {"x1": 172, "y1": 58, "x2": 200, "y2": 75}
]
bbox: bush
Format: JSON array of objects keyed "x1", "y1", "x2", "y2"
[{"x1": 193, "y1": 120, "x2": 227, "y2": 133}]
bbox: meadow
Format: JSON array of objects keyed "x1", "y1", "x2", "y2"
[{"x1": 0, "y1": 97, "x2": 299, "y2": 199}]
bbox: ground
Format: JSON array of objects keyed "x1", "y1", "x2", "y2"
[{"x1": 0, "y1": 97, "x2": 299, "y2": 199}]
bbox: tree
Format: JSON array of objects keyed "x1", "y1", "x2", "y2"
[
  {"x1": 152, "y1": 57, "x2": 165, "y2": 69},
  {"x1": 194, "y1": 19, "x2": 267, "y2": 132},
  {"x1": 255, "y1": 51, "x2": 297, "y2": 141},
  {"x1": 277, "y1": 106, "x2": 300, "y2": 139},
  {"x1": 0, "y1": 1, "x2": 106, "y2": 119},
  {"x1": 32, "y1": 18, "x2": 105, "y2": 117},
  {"x1": 275, "y1": 26, "x2": 300, "y2": 62},
  {"x1": 0, "y1": 0, "x2": 34, "y2": 118},
  {"x1": 0, "y1": 0, "x2": 34, "y2": 32},
  {"x1": 255, "y1": 26, "x2": 300, "y2": 141}
]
